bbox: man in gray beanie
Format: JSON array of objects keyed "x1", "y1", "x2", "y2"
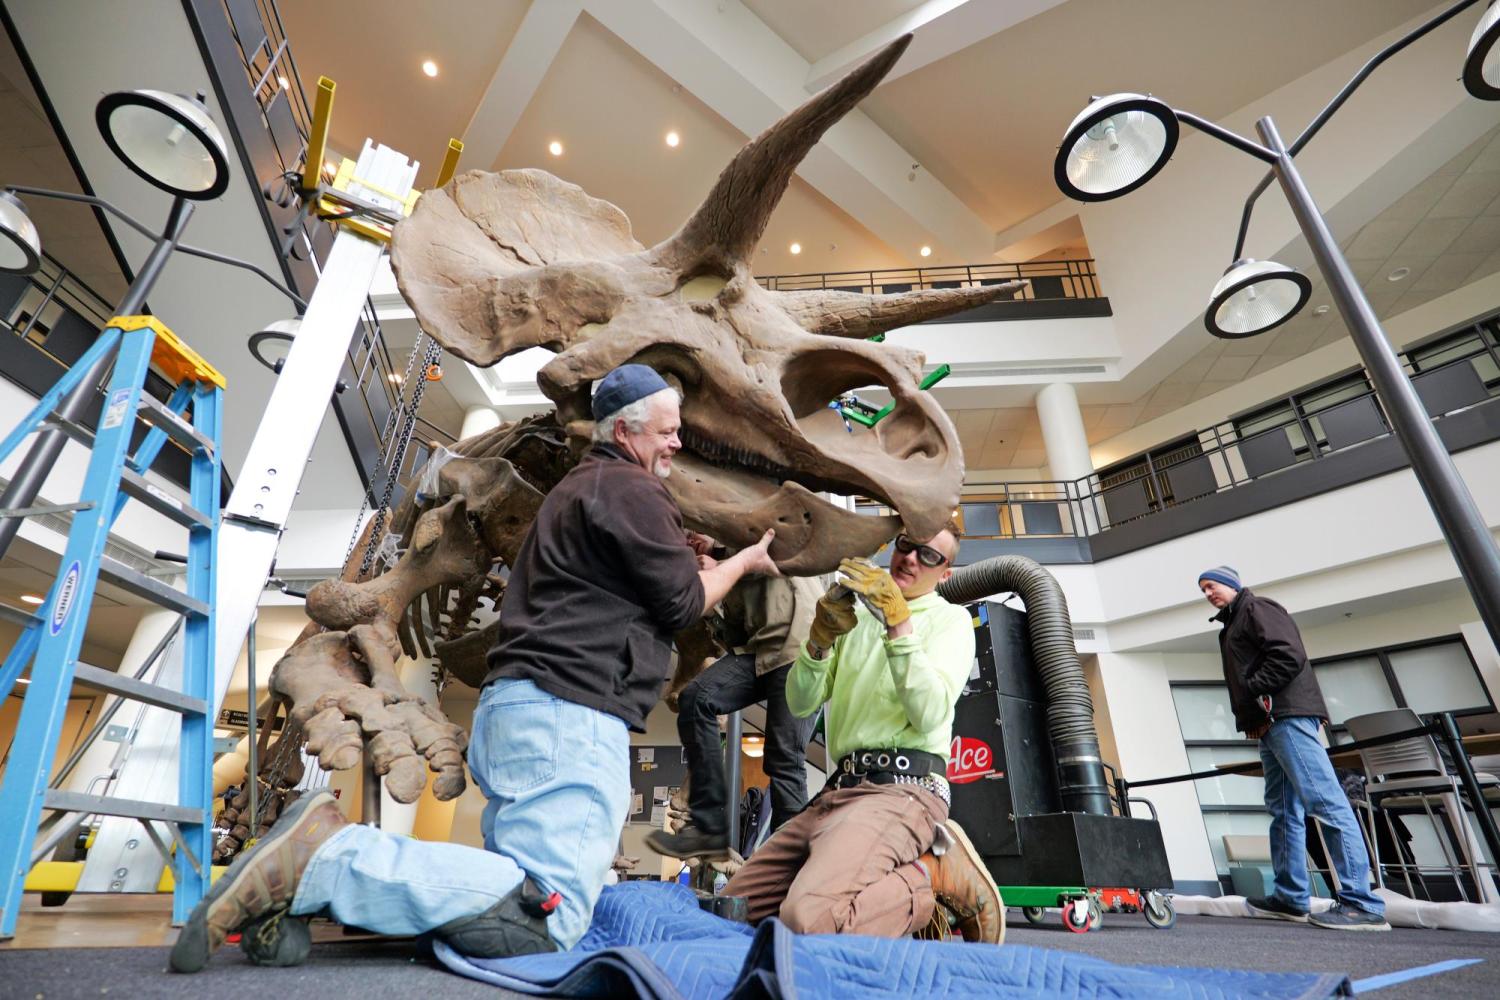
[
  {"x1": 1200, "y1": 567, "x2": 1388, "y2": 931},
  {"x1": 173, "y1": 364, "x2": 781, "y2": 973}
]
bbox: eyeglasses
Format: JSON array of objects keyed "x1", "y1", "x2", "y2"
[{"x1": 893, "y1": 534, "x2": 949, "y2": 568}]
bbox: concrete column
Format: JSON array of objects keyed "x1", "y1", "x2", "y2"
[
  {"x1": 460, "y1": 405, "x2": 502, "y2": 439},
  {"x1": 379, "y1": 654, "x2": 440, "y2": 836},
  {"x1": 1036, "y1": 383, "x2": 1095, "y2": 534},
  {"x1": 1036, "y1": 383, "x2": 1092, "y2": 481}
]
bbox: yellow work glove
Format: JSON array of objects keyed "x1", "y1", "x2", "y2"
[
  {"x1": 807, "y1": 584, "x2": 858, "y2": 654},
  {"x1": 838, "y1": 557, "x2": 910, "y2": 629}
]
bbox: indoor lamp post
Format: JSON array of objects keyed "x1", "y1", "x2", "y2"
[
  {"x1": 1054, "y1": 0, "x2": 1500, "y2": 655},
  {"x1": 0, "y1": 89, "x2": 305, "y2": 561}
]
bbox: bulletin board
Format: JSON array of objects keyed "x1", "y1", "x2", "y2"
[{"x1": 626, "y1": 744, "x2": 690, "y2": 826}]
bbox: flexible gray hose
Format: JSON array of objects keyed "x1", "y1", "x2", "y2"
[{"x1": 937, "y1": 555, "x2": 1112, "y2": 815}]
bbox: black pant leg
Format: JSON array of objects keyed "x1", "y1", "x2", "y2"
[
  {"x1": 678, "y1": 653, "x2": 759, "y2": 835},
  {"x1": 758, "y1": 663, "x2": 817, "y2": 831}
]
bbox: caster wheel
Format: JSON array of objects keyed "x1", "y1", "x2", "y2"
[
  {"x1": 1061, "y1": 899, "x2": 1090, "y2": 933},
  {"x1": 1087, "y1": 898, "x2": 1103, "y2": 931},
  {"x1": 1143, "y1": 891, "x2": 1176, "y2": 930},
  {"x1": 1022, "y1": 906, "x2": 1047, "y2": 926}
]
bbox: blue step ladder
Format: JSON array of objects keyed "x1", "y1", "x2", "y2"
[{"x1": 0, "y1": 315, "x2": 222, "y2": 938}]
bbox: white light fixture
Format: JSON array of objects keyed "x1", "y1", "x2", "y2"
[
  {"x1": 919, "y1": 245, "x2": 932, "y2": 257},
  {"x1": 665, "y1": 130, "x2": 680, "y2": 147},
  {"x1": 387, "y1": 372, "x2": 403, "y2": 384},
  {"x1": 1387, "y1": 266, "x2": 1411, "y2": 282},
  {"x1": 0, "y1": 191, "x2": 41, "y2": 274},
  {"x1": 422, "y1": 59, "x2": 439, "y2": 78},
  {"x1": 548, "y1": 140, "x2": 564, "y2": 157},
  {"x1": 95, "y1": 90, "x2": 230, "y2": 200},
  {"x1": 19, "y1": 594, "x2": 44, "y2": 605},
  {"x1": 248, "y1": 318, "x2": 301, "y2": 374},
  {"x1": 1054, "y1": 93, "x2": 1179, "y2": 202},
  {"x1": 1205, "y1": 258, "x2": 1311, "y2": 338},
  {"x1": 277, "y1": 75, "x2": 290, "y2": 90},
  {"x1": 789, "y1": 242, "x2": 801, "y2": 255},
  {"x1": 1465, "y1": 1, "x2": 1500, "y2": 99},
  {"x1": 741, "y1": 734, "x2": 765, "y2": 758},
  {"x1": 1312, "y1": 304, "x2": 1330, "y2": 316}
]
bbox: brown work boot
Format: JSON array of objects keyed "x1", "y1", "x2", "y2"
[
  {"x1": 170, "y1": 789, "x2": 349, "y2": 973},
  {"x1": 917, "y1": 820, "x2": 1005, "y2": 944}
]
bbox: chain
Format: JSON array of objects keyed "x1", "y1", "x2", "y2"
[{"x1": 357, "y1": 334, "x2": 443, "y2": 577}]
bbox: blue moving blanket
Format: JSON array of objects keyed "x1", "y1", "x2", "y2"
[{"x1": 434, "y1": 882, "x2": 1351, "y2": 999}]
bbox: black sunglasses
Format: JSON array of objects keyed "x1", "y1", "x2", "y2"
[{"x1": 893, "y1": 533, "x2": 949, "y2": 568}]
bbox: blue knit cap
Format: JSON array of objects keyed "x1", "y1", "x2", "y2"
[
  {"x1": 1198, "y1": 565, "x2": 1241, "y2": 591},
  {"x1": 591, "y1": 364, "x2": 670, "y2": 421}
]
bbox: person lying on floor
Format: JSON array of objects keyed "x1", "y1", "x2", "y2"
[{"x1": 723, "y1": 525, "x2": 1004, "y2": 944}]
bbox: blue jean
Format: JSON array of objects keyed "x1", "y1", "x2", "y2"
[
  {"x1": 1259, "y1": 715, "x2": 1383, "y2": 915},
  {"x1": 291, "y1": 678, "x2": 631, "y2": 949}
]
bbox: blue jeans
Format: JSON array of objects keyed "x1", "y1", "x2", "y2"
[
  {"x1": 291, "y1": 678, "x2": 631, "y2": 949},
  {"x1": 1259, "y1": 715, "x2": 1383, "y2": 915}
]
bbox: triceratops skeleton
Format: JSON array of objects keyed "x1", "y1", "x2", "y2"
[{"x1": 234, "y1": 36, "x2": 1015, "y2": 833}]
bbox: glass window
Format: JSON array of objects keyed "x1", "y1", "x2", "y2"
[
  {"x1": 1313, "y1": 656, "x2": 1398, "y2": 725},
  {"x1": 1186, "y1": 747, "x2": 1265, "y2": 807},
  {"x1": 1202, "y1": 811, "x2": 1273, "y2": 874},
  {"x1": 1172, "y1": 686, "x2": 1240, "y2": 741},
  {"x1": 1387, "y1": 642, "x2": 1489, "y2": 716}
]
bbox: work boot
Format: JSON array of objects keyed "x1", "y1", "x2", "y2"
[
  {"x1": 432, "y1": 877, "x2": 561, "y2": 957},
  {"x1": 170, "y1": 789, "x2": 349, "y2": 973},
  {"x1": 644, "y1": 822, "x2": 731, "y2": 861},
  {"x1": 917, "y1": 820, "x2": 1004, "y2": 944}
]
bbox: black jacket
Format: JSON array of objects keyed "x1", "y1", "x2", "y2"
[
  {"x1": 484, "y1": 444, "x2": 706, "y2": 730},
  {"x1": 1212, "y1": 588, "x2": 1328, "y2": 732}
]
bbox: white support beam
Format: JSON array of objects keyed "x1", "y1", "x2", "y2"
[
  {"x1": 805, "y1": 0, "x2": 1066, "y2": 93},
  {"x1": 584, "y1": 0, "x2": 994, "y2": 261},
  {"x1": 460, "y1": 0, "x2": 583, "y2": 170}
]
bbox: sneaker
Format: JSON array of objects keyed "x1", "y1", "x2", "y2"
[
  {"x1": 1309, "y1": 902, "x2": 1390, "y2": 931},
  {"x1": 170, "y1": 790, "x2": 349, "y2": 973},
  {"x1": 1244, "y1": 895, "x2": 1310, "y2": 922},
  {"x1": 643, "y1": 823, "x2": 730, "y2": 861},
  {"x1": 917, "y1": 821, "x2": 1004, "y2": 944}
]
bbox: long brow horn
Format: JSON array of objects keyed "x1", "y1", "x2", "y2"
[
  {"x1": 663, "y1": 34, "x2": 912, "y2": 265},
  {"x1": 777, "y1": 281, "x2": 1029, "y2": 339}
]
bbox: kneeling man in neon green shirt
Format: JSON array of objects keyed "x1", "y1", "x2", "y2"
[{"x1": 723, "y1": 524, "x2": 1003, "y2": 944}]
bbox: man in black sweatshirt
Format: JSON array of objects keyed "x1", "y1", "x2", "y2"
[
  {"x1": 1201, "y1": 565, "x2": 1388, "y2": 932},
  {"x1": 173, "y1": 365, "x2": 778, "y2": 974}
]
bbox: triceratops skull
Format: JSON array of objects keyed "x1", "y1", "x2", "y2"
[{"x1": 391, "y1": 36, "x2": 1019, "y2": 574}]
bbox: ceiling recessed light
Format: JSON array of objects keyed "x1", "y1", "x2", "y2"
[
  {"x1": 277, "y1": 75, "x2": 289, "y2": 90},
  {"x1": 421, "y1": 60, "x2": 439, "y2": 78},
  {"x1": 20, "y1": 593, "x2": 44, "y2": 605},
  {"x1": 1387, "y1": 266, "x2": 1411, "y2": 282},
  {"x1": 387, "y1": 372, "x2": 403, "y2": 384},
  {"x1": 1312, "y1": 304, "x2": 1330, "y2": 316},
  {"x1": 323, "y1": 159, "x2": 338, "y2": 176},
  {"x1": 548, "y1": 140, "x2": 564, "y2": 157},
  {"x1": 665, "y1": 131, "x2": 680, "y2": 148},
  {"x1": 789, "y1": 242, "x2": 802, "y2": 255},
  {"x1": 919, "y1": 245, "x2": 932, "y2": 257}
]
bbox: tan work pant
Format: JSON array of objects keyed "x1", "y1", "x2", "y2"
[{"x1": 723, "y1": 780, "x2": 945, "y2": 936}]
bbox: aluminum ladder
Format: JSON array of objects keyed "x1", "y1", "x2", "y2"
[{"x1": 0, "y1": 315, "x2": 222, "y2": 938}]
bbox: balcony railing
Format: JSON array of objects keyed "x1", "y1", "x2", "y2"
[
  {"x1": 187, "y1": 0, "x2": 447, "y2": 508},
  {"x1": 856, "y1": 329, "x2": 1500, "y2": 555},
  {"x1": 0, "y1": 253, "x2": 223, "y2": 495},
  {"x1": 756, "y1": 258, "x2": 1102, "y2": 301}
]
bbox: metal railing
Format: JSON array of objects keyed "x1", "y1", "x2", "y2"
[
  {"x1": 194, "y1": 0, "x2": 454, "y2": 505},
  {"x1": 0, "y1": 253, "x2": 216, "y2": 494},
  {"x1": 756, "y1": 257, "x2": 1101, "y2": 300},
  {"x1": 856, "y1": 334, "x2": 1500, "y2": 543}
]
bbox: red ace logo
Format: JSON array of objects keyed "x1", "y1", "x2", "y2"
[{"x1": 947, "y1": 735, "x2": 994, "y2": 784}]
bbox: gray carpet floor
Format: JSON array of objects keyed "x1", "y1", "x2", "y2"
[
  {"x1": 1004, "y1": 909, "x2": 1500, "y2": 998},
  {"x1": 3, "y1": 911, "x2": 1496, "y2": 998}
]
